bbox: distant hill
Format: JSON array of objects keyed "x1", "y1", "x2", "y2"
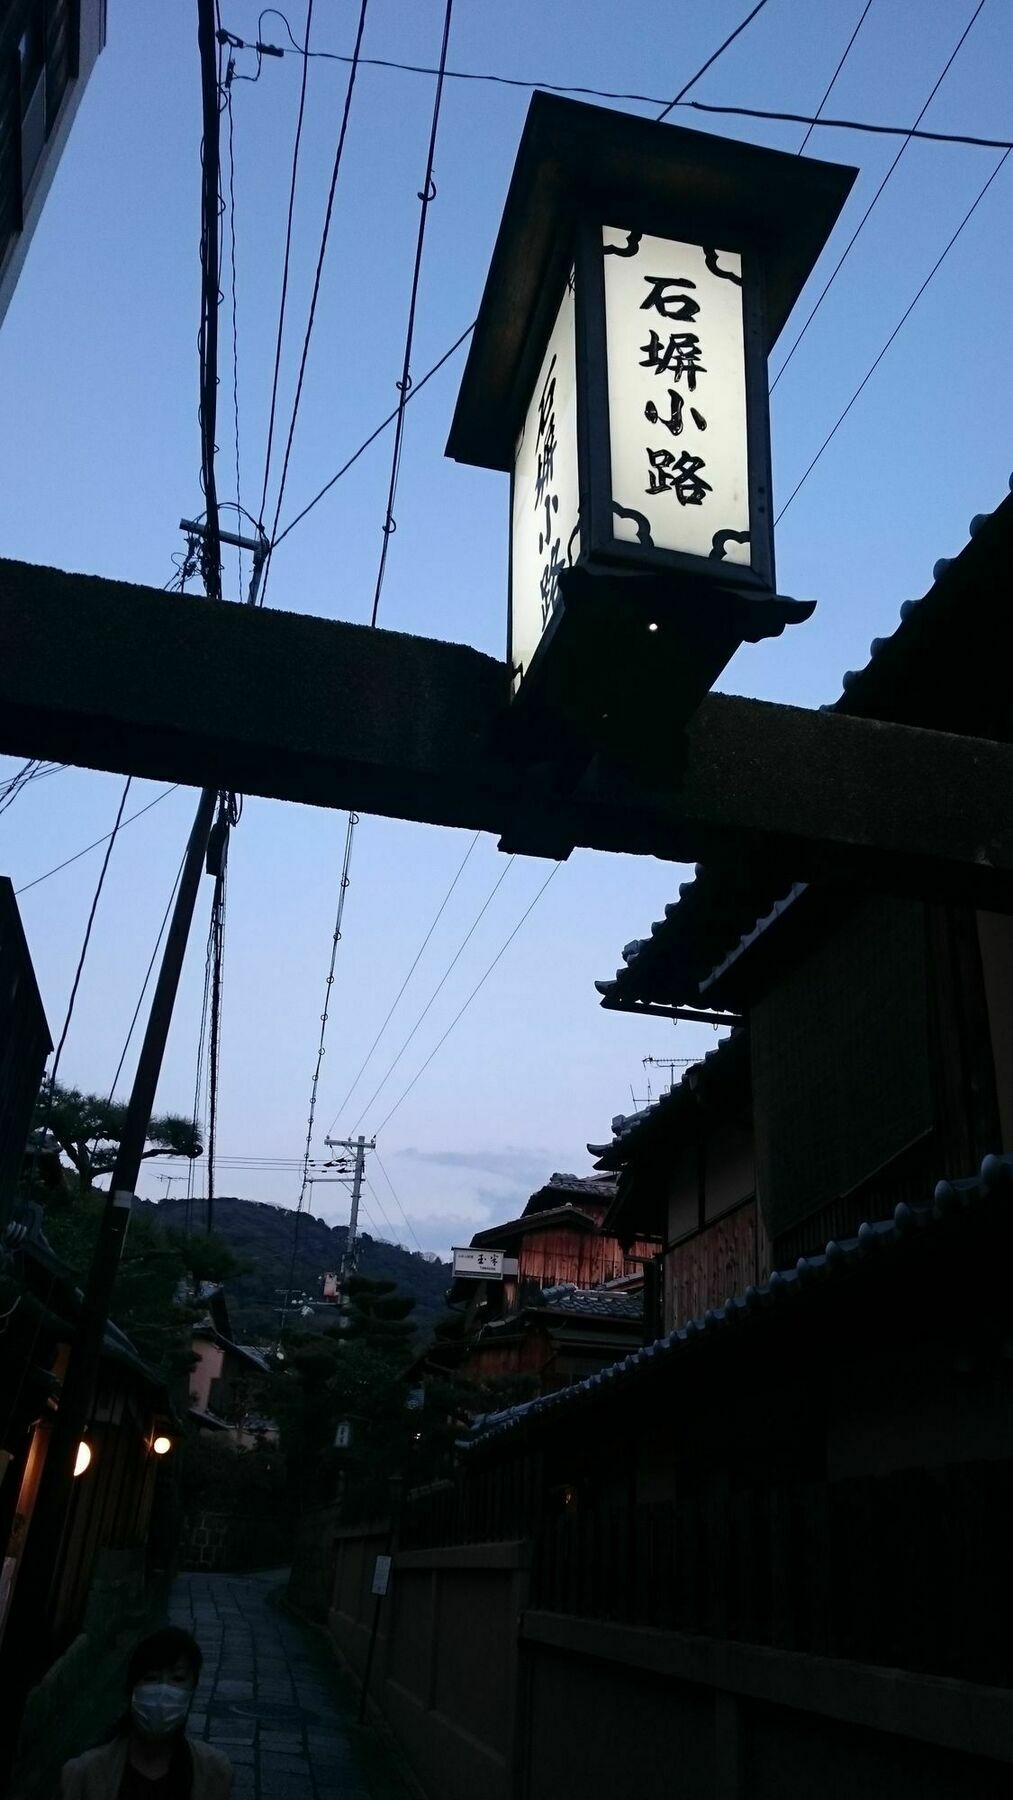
[{"x1": 139, "y1": 1194, "x2": 452, "y2": 1343}]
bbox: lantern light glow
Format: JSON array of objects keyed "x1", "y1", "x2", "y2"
[
  {"x1": 152, "y1": 1435, "x2": 172, "y2": 1457},
  {"x1": 73, "y1": 1440, "x2": 91, "y2": 1478},
  {"x1": 447, "y1": 95, "x2": 856, "y2": 755}
]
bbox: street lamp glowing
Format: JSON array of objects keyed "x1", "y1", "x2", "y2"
[
  {"x1": 73, "y1": 1440, "x2": 92, "y2": 1478},
  {"x1": 447, "y1": 95, "x2": 855, "y2": 743},
  {"x1": 152, "y1": 1435, "x2": 172, "y2": 1457}
]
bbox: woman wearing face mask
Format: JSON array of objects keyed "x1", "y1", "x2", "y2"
[{"x1": 59, "y1": 1626, "x2": 232, "y2": 1798}]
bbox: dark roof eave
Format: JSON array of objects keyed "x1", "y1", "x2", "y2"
[{"x1": 462, "y1": 1152, "x2": 1013, "y2": 1455}]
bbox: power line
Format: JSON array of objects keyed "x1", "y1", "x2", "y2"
[
  {"x1": 257, "y1": 0, "x2": 315, "y2": 531},
  {"x1": 284, "y1": 810, "x2": 358, "y2": 1320},
  {"x1": 363, "y1": 1173, "x2": 402, "y2": 1246},
  {"x1": 680, "y1": 101, "x2": 1010, "y2": 151},
  {"x1": 103, "y1": 843, "x2": 188, "y2": 1105},
  {"x1": 374, "y1": 862, "x2": 561, "y2": 1136},
  {"x1": 370, "y1": 0, "x2": 453, "y2": 628},
  {"x1": 198, "y1": 0, "x2": 224, "y2": 599},
  {"x1": 223, "y1": 66, "x2": 244, "y2": 600},
  {"x1": 350, "y1": 856, "x2": 516, "y2": 1134},
  {"x1": 0, "y1": 759, "x2": 65, "y2": 818},
  {"x1": 373, "y1": 1147, "x2": 423, "y2": 1254},
  {"x1": 775, "y1": 147, "x2": 1010, "y2": 524},
  {"x1": 656, "y1": 0, "x2": 771, "y2": 123},
  {"x1": 220, "y1": 15, "x2": 1011, "y2": 151},
  {"x1": 48, "y1": 779, "x2": 133, "y2": 1084},
  {"x1": 771, "y1": 0, "x2": 986, "y2": 391},
  {"x1": 797, "y1": 0, "x2": 874, "y2": 157},
  {"x1": 273, "y1": 321, "x2": 474, "y2": 550},
  {"x1": 14, "y1": 786, "x2": 182, "y2": 896},
  {"x1": 326, "y1": 830, "x2": 480, "y2": 1133},
  {"x1": 257, "y1": 0, "x2": 370, "y2": 609}
]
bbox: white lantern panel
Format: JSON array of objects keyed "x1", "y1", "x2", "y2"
[
  {"x1": 603, "y1": 228, "x2": 750, "y2": 568},
  {"x1": 510, "y1": 275, "x2": 580, "y2": 689}
]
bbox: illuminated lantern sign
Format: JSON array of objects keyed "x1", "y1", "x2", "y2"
[{"x1": 448, "y1": 96, "x2": 856, "y2": 742}]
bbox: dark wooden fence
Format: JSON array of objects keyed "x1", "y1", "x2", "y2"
[{"x1": 532, "y1": 1459, "x2": 1013, "y2": 1688}]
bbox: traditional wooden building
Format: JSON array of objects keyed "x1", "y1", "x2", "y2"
[
  {"x1": 188, "y1": 1281, "x2": 274, "y2": 1445},
  {"x1": 298, "y1": 491, "x2": 1013, "y2": 1800},
  {"x1": 0, "y1": 1218, "x2": 175, "y2": 1658},
  {"x1": 416, "y1": 1172, "x2": 657, "y2": 1397},
  {"x1": 0, "y1": 0, "x2": 107, "y2": 324},
  {"x1": 594, "y1": 491, "x2": 1013, "y2": 1326}
]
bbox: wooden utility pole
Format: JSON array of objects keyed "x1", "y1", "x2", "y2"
[{"x1": 0, "y1": 787, "x2": 219, "y2": 1776}]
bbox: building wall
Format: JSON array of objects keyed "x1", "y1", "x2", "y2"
[
  {"x1": 189, "y1": 1339, "x2": 224, "y2": 1414},
  {"x1": 0, "y1": 0, "x2": 107, "y2": 325},
  {"x1": 290, "y1": 1522, "x2": 1013, "y2": 1800},
  {"x1": 515, "y1": 1222, "x2": 645, "y2": 1291},
  {"x1": 751, "y1": 895, "x2": 933, "y2": 1255},
  {"x1": 977, "y1": 910, "x2": 1013, "y2": 1153},
  {"x1": 664, "y1": 1198, "x2": 760, "y2": 1334}
]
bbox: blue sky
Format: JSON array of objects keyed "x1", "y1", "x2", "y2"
[{"x1": 1, "y1": 0, "x2": 1010, "y2": 1254}]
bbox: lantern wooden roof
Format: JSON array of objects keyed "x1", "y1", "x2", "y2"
[{"x1": 447, "y1": 92, "x2": 857, "y2": 472}]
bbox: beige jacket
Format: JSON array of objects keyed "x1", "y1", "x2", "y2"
[{"x1": 59, "y1": 1735, "x2": 232, "y2": 1799}]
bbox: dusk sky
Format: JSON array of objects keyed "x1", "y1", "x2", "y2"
[{"x1": 1, "y1": 0, "x2": 1010, "y2": 1257}]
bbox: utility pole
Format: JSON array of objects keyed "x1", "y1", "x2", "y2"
[
  {"x1": 0, "y1": 785, "x2": 219, "y2": 1761},
  {"x1": 324, "y1": 1135, "x2": 374, "y2": 1280},
  {"x1": 157, "y1": 1173, "x2": 185, "y2": 1200},
  {"x1": 179, "y1": 516, "x2": 269, "y2": 608}
]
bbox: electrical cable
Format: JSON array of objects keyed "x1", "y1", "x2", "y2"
[
  {"x1": 198, "y1": 0, "x2": 224, "y2": 600},
  {"x1": 775, "y1": 146, "x2": 1009, "y2": 524},
  {"x1": 655, "y1": 0, "x2": 770, "y2": 123},
  {"x1": 17, "y1": 772, "x2": 134, "y2": 1268},
  {"x1": 797, "y1": 0, "x2": 874, "y2": 157},
  {"x1": 373, "y1": 862, "x2": 560, "y2": 1136},
  {"x1": 350, "y1": 856, "x2": 515, "y2": 1134},
  {"x1": 326, "y1": 830, "x2": 480, "y2": 1133},
  {"x1": 223, "y1": 66, "x2": 244, "y2": 600},
  {"x1": 771, "y1": 0, "x2": 986, "y2": 391},
  {"x1": 49, "y1": 779, "x2": 133, "y2": 1081},
  {"x1": 103, "y1": 844, "x2": 188, "y2": 1107},
  {"x1": 0, "y1": 760, "x2": 66, "y2": 818},
  {"x1": 185, "y1": 884, "x2": 216, "y2": 1238},
  {"x1": 205, "y1": 810, "x2": 232, "y2": 1235},
  {"x1": 373, "y1": 1148, "x2": 423, "y2": 1254},
  {"x1": 15, "y1": 786, "x2": 182, "y2": 896},
  {"x1": 218, "y1": 16, "x2": 1012, "y2": 151},
  {"x1": 257, "y1": 0, "x2": 315, "y2": 533},
  {"x1": 281, "y1": 809, "x2": 358, "y2": 1334},
  {"x1": 257, "y1": 0, "x2": 371, "y2": 610},
  {"x1": 369, "y1": 0, "x2": 453, "y2": 628},
  {"x1": 362, "y1": 1174, "x2": 402, "y2": 1247},
  {"x1": 273, "y1": 321, "x2": 474, "y2": 550}
]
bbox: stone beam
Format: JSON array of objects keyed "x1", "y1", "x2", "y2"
[{"x1": 2, "y1": 557, "x2": 1012, "y2": 907}]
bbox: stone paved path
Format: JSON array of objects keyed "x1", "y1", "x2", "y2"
[{"x1": 169, "y1": 1570, "x2": 416, "y2": 1800}]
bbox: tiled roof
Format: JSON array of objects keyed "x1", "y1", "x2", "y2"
[
  {"x1": 539, "y1": 1283, "x2": 643, "y2": 1320},
  {"x1": 522, "y1": 1171, "x2": 617, "y2": 1216},
  {"x1": 463, "y1": 1152, "x2": 1013, "y2": 1451},
  {"x1": 589, "y1": 1028, "x2": 747, "y2": 1173},
  {"x1": 596, "y1": 484, "x2": 1013, "y2": 1015}
]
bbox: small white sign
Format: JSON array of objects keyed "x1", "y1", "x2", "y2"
[
  {"x1": 603, "y1": 228, "x2": 750, "y2": 566},
  {"x1": 452, "y1": 1247, "x2": 516, "y2": 1280},
  {"x1": 334, "y1": 1421, "x2": 352, "y2": 1450},
  {"x1": 371, "y1": 1554, "x2": 392, "y2": 1597},
  {"x1": 510, "y1": 273, "x2": 580, "y2": 692}
]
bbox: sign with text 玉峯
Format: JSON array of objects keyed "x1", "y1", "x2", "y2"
[{"x1": 452, "y1": 1247, "x2": 519, "y2": 1281}]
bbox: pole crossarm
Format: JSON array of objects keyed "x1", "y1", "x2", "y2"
[{"x1": 2, "y1": 555, "x2": 1012, "y2": 906}]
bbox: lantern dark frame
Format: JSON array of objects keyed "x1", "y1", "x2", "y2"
[{"x1": 449, "y1": 94, "x2": 856, "y2": 730}]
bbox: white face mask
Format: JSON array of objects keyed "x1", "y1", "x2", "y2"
[{"x1": 131, "y1": 1681, "x2": 193, "y2": 1737}]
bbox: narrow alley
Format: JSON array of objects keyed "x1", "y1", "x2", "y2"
[{"x1": 167, "y1": 1572, "x2": 415, "y2": 1800}]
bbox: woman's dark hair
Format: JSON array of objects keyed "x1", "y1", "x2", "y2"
[{"x1": 126, "y1": 1626, "x2": 203, "y2": 1694}]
